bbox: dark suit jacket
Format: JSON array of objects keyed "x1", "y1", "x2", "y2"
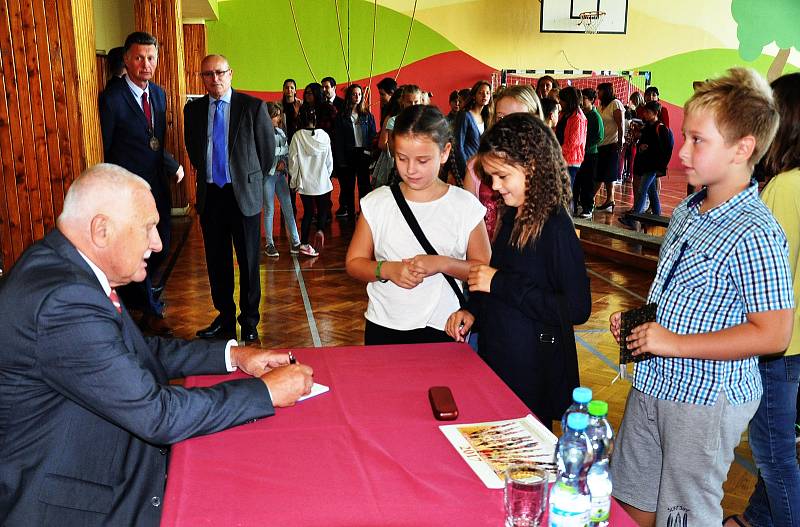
[
  {"x1": 454, "y1": 110, "x2": 483, "y2": 178},
  {"x1": 330, "y1": 95, "x2": 345, "y2": 115},
  {"x1": 184, "y1": 90, "x2": 275, "y2": 217},
  {"x1": 332, "y1": 110, "x2": 377, "y2": 165},
  {"x1": 0, "y1": 229, "x2": 271, "y2": 526},
  {"x1": 99, "y1": 77, "x2": 179, "y2": 204}
]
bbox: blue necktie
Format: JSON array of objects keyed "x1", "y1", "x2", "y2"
[{"x1": 212, "y1": 99, "x2": 227, "y2": 187}]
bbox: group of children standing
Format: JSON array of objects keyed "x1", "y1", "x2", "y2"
[{"x1": 338, "y1": 68, "x2": 798, "y2": 527}]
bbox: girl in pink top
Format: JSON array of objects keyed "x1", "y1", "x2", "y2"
[{"x1": 555, "y1": 86, "x2": 587, "y2": 196}]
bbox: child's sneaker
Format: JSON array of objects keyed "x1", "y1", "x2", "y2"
[
  {"x1": 265, "y1": 244, "x2": 279, "y2": 257},
  {"x1": 290, "y1": 243, "x2": 301, "y2": 254},
  {"x1": 298, "y1": 244, "x2": 318, "y2": 257},
  {"x1": 314, "y1": 231, "x2": 325, "y2": 251}
]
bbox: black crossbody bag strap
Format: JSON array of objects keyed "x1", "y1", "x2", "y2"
[{"x1": 390, "y1": 184, "x2": 467, "y2": 307}]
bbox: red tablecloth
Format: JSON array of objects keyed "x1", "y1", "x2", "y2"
[{"x1": 161, "y1": 343, "x2": 636, "y2": 526}]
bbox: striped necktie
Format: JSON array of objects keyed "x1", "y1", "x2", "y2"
[{"x1": 109, "y1": 288, "x2": 122, "y2": 314}]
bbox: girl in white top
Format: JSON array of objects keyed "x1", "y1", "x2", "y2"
[
  {"x1": 346, "y1": 105, "x2": 491, "y2": 345},
  {"x1": 289, "y1": 107, "x2": 334, "y2": 257}
]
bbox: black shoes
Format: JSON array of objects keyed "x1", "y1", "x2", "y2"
[
  {"x1": 196, "y1": 318, "x2": 236, "y2": 340},
  {"x1": 241, "y1": 326, "x2": 259, "y2": 344},
  {"x1": 197, "y1": 318, "x2": 259, "y2": 343}
]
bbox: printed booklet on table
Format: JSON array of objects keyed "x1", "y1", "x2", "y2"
[{"x1": 439, "y1": 414, "x2": 558, "y2": 489}]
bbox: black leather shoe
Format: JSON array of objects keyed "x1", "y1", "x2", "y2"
[
  {"x1": 196, "y1": 318, "x2": 236, "y2": 340},
  {"x1": 241, "y1": 326, "x2": 260, "y2": 344}
]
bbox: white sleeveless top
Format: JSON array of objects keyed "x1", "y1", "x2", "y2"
[{"x1": 360, "y1": 185, "x2": 486, "y2": 331}]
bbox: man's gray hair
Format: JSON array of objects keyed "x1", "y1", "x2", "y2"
[{"x1": 58, "y1": 164, "x2": 150, "y2": 224}]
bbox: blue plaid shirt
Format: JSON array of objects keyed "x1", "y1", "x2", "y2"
[{"x1": 634, "y1": 181, "x2": 794, "y2": 405}]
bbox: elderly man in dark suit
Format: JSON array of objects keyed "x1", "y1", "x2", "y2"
[
  {"x1": 0, "y1": 164, "x2": 313, "y2": 526},
  {"x1": 99, "y1": 31, "x2": 183, "y2": 337},
  {"x1": 184, "y1": 54, "x2": 274, "y2": 343}
]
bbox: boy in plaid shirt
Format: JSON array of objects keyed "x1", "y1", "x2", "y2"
[{"x1": 609, "y1": 68, "x2": 794, "y2": 526}]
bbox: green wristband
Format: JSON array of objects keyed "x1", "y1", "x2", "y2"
[{"x1": 375, "y1": 261, "x2": 389, "y2": 283}]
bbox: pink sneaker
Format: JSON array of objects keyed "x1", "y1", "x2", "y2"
[
  {"x1": 314, "y1": 230, "x2": 325, "y2": 251},
  {"x1": 298, "y1": 244, "x2": 318, "y2": 257}
]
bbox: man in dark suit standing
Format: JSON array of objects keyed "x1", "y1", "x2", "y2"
[
  {"x1": 322, "y1": 76, "x2": 345, "y2": 114},
  {"x1": 184, "y1": 55, "x2": 274, "y2": 343},
  {"x1": 99, "y1": 32, "x2": 183, "y2": 336},
  {"x1": 0, "y1": 164, "x2": 313, "y2": 526}
]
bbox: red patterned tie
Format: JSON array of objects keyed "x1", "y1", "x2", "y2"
[
  {"x1": 142, "y1": 92, "x2": 152, "y2": 125},
  {"x1": 109, "y1": 289, "x2": 122, "y2": 314}
]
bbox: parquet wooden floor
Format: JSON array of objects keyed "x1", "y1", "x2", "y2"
[{"x1": 158, "y1": 171, "x2": 757, "y2": 519}]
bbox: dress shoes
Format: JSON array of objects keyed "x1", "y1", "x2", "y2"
[
  {"x1": 241, "y1": 326, "x2": 260, "y2": 344},
  {"x1": 140, "y1": 313, "x2": 174, "y2": 337},
  {"x1": 196, "y1": 319, "x2": 236, "y2": 340}
]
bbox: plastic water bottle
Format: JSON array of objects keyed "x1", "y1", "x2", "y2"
[
  {"x1": 548, "y1": 412, "x2": 592, "y2": 527},
  {"x1": 561, "y1": 387, "x2": 593, "y2": 432},
  {"x1": 586, "y1": 401, "x2": 614, "y2": 527}
]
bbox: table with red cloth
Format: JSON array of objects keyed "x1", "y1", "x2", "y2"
[{"x1": 161, "y1": 342, "x2": 637, "y2": 526}]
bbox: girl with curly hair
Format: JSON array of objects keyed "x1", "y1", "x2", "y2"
[
  {"x1": 464, "y1": 85, "x2": 545, "y2": 239},
  {"x1": 445, "y1": 113, "x2": 592, "y2": 429}
]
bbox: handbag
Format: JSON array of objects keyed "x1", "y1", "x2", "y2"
[
  {"x1": 372, "y1": 149, "x2": 396, "y2": 188},
  {"x1": 390, "y1": 183, "x2": 466, "y2": 308}
]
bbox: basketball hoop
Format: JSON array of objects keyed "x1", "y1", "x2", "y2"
[{"x1": 578, "y1": 11, "x2": 606, "y2": 34}]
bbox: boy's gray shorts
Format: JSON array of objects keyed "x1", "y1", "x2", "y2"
[{"x1": 610, "y1": 388, "x2": 758, "y2": 526}]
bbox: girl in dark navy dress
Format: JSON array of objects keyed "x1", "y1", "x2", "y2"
[{"x1": 446, "y1": 112, "x2": 592, "y2": 430}]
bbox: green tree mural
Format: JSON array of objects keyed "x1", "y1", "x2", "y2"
[{"x1": 731, "y1": 0, "x2": 799, "y2": 80}]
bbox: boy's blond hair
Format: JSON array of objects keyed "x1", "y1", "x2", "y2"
[{"x1": 685, "y1": 68, "x2": 779, "y2": 166}]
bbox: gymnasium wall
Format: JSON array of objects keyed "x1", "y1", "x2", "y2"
[{"x1": 204, "y1": 0, "x2": 798, "y2": 169}]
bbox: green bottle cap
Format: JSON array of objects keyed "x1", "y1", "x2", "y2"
[{"x1": 588, "y1": 400, "x2": 608, "y2": 417}]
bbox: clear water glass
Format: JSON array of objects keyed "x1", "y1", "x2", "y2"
[{"x1": 504, "y1": 463, "x2": 548, "y2": 527}]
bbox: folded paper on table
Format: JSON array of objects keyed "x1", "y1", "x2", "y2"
[
  {"x1": 439, "y1": 414, "x2": 558, "y2": 489},
  {"x1": 298, "y1": 383, "x2": 329, "y2": 402}
]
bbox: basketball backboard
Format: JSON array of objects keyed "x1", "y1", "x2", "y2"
[{"x1": 540, "y1": 0, "x2": 628, "y2": 34}]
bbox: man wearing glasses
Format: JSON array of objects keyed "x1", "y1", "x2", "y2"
[
  {"x1": 99, "y1": 31, "x2": 184, "y2": 337},
  {"x1": 184, "y1": 55, "x2": 275, "y2": 344}
]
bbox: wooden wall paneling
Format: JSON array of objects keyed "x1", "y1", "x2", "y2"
[
  {"x1": 181, "y1": 23, "x2": 205, "y2": 204},
  {"x1": 22, "y1": 0, "x2": 54, "y2": 242},
  {"x1": 0, "y1": 0, "x2": 94, "y2": 269},
  {"x1": 49, "y1": 0, "x2": 78, "y2": 217},
  {"x1": 32, "y1": 0, "x2": 64, "y2": 235},
  {"x1": 183, "y1": 24, "x2": 205, "y2": 95},
  {"x1": 135, "y1": 0, "x2": 191, "y2": 209},
  {"x1": 5, "y1": 0, "x2": 34, "y2": 255},
  {"x1": 0, "y1": 0, "x2": 18, "y2": 270},
  {"x1": 71, "y1": 0, "x2": 102, "y2": 167},
  {"x1": 54, "y1": 0, "x2": 84, "y2": 204}
]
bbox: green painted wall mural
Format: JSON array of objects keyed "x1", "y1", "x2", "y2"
[
  {"x1": 182, "y1": 0, "x2": 800, "y2": 174},
  {"x1": 731, "y1": 0, "x2": 800, "y2": 61},
  {"x1": 634, "y1": 48, "x2": 800, "y2": 108},
  {"x1": 206, "y1": 0, "x2": 456, "y2": 91}
]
